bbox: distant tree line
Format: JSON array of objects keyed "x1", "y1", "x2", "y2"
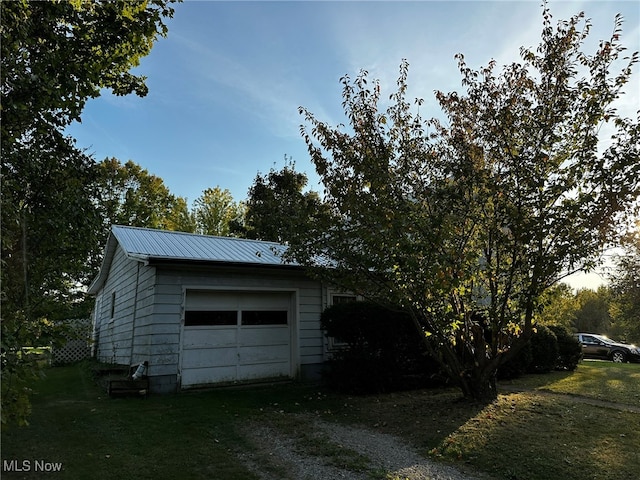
[
  {"x1": 93, "y1": 155, "x2": 325, "y2": 241},
  {"x1": 538, "y1": 228, "x2": 640, "y2": 345}
]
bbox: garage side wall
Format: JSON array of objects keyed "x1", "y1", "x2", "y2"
[
  {"x1": 149, "y1": 265, "x2": 324, "y2": 393},
  {"x1": 129, "y1": 263, "x2": 157, "y2": 368},
  {"x1": 93, "y1": 246, "x2": 153, "y2": 365}
]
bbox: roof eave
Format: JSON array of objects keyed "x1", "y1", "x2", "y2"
[
  {"x1": 87, "y1": 238, "x2": 151, "y2": 295},
  {"x1": 145, "y1": 256, "x2": 302, "y2": 270},
  {"x1": 87, "y1": 233, "x2": 118, "y2": 295}
]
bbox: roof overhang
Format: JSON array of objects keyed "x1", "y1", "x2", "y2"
[
  {"x1": 87, "y1": 232, "x2": 118, "y2": 295},
  {"x1": 144, "y1": 256, "x2": 303, "y2": 269}
]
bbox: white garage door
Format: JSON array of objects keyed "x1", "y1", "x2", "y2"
[{"x1": 180, "y1": 291, "x2": 292, "y2": 388}]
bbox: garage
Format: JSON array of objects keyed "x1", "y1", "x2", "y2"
[
  {"x1": 180, "y1": 290, "x2": 294, "y2": 388},
  {"x1": 90, "y1": 226, "x2": 325, "y2": 393}
]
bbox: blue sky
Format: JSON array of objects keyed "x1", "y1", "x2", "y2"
[{"x1": 67, "y1": 0, "x2": 639, "y2": 289}]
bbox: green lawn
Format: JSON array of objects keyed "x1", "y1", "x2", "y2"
[
  {"x1": 1, "y1": 364, "x2": 277, "y2": 479},
  {"x1": 502, "y1": 359, "x2": 640, "y2": 406},
  {"x1": 2, "y1": 361, "x2": 639, "y2": 480}
]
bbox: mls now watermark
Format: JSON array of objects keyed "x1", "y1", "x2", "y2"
[{"x1": 3, "y1": 459, "x2": 63, "y2": 473}]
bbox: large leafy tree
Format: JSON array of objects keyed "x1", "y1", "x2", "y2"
[
  {"x1": 295, "y1": 7, "x2": 639, "y2": 401},
  {"x1": 1, "y1": 0, "x2": 176, "y2": 425},
  {"x1": 1, "y1": 129, "x2": 102, "y2": 427},
  {"x1": 536, "y1": 283, "x2": 577, "y2": 329},
  {"x1": 96, "y1": 158, "x2": 195, "y2": 240},
  {"x1": 1, "y1": 0, "x2": 176, "y2": 143},
  {"x1": 193, "y1": 187, "x2": 245, "y2": 237},
  {"x1": 244, "y1": 161, "x2": 327, "y2": 242},
  {"x1": 573, "y1": 287, "x2": 612, "y2": 334}
]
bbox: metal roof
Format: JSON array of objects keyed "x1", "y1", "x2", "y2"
[
  {"x1": 88, "y1": 226, "x2": 295, "y2": 294},
  {"x1": 112, "y1": 225, "x2": 291, "y2": 264}
]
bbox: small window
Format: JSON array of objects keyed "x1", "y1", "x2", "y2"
[
  {"x1": 332, "y1": 295, "x2": 357, "y2": 305},
  {"x1": 185, "y1": 310, "x2": 237, "y2": 326},
  {"x1": 110, "y1": 292, "x2": 116, "y2": 319},
  {"x1": 242, "y1": 310, "x2": 288, "y2": 326}
]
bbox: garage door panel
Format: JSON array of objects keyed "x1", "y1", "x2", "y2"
[
  {"x1": 186, "y1": 291, "x2": 291, "y2": 309},
  {"x1": 240, "y1": 292, "x2": 291, "y2": 308},
  {"x1": 239, "y1": 327, "x2": 289, "y2": 346},
  {"x1": 237, "y1": 362, "x2": 290, "y2": 380},
  {"x1": 186, "y1": 291, "x2": 241, "y2": 309},
  {"x1": 239, "y1": 344, "x2": 289, "y2": 364},
  {"x1": 182, "y1": 346, "x2": 237, "y2": 368},
  {"x1": 181, "y1": 365, "x2": 237, "y2": 386},
  {"x1": 182, "y1": 328, "x2": 237, "y2": 348}
]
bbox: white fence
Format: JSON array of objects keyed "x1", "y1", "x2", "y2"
[{"x1": 51, "y1": 318, "x2": 92, "y2": 365}]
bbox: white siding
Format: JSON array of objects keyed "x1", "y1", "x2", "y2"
[{"x1": 93, "y1": 245, "x2": 152, "y2": 365}]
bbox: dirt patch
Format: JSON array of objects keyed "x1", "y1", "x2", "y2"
[{"x1": 237, "y1": 413, "x2": 490, "y2": 480}]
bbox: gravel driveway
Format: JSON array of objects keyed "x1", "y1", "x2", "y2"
[{"x1": 238, "y1": 413, "x2": 490, "y2": 480}]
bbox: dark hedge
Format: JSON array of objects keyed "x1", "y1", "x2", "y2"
[{"x1": 321, "y1": 302, "x2": 442, "y2": 393}]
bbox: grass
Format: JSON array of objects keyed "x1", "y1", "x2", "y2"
[
  {"x1": 501, "y1": 359, "x2": 640, "y2": 407},
  {"x1": 2, "y1": 363, "x2": 284, "y2": 480},
  {"x1": 1, "y1": 361, "x2": 639, "y2": 480},
  {"x1": 432, "y1": 393, "x2": 638, "y2": 480}
]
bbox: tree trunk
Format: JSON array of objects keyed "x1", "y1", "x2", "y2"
[
  {"x1": 422, "y1": 335, "x2": 500, "y2": 403},
  {"x1": 21, "y1": 208, "x2": 29, "y2": 310},
  {"x1": 411, "y1": 311, "x2": 500, "y2": 403},
  {"x1": 458, "y1": 367, "x2": 498, "y2": 403}
]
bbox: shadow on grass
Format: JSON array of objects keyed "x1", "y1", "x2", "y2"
[
  {"x1": 501, "y1": 361, "x2": 640, "y2": 407},
  {"x1": 443, "y1": 392, "x2": 640, "y2": 480},
  {"x1": 333, "y1": 366, "x2": 640, "y2": 480}
]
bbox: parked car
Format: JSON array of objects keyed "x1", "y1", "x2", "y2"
[{"x1": 574, "y1": 333, "x2": 640, "y2": 363}]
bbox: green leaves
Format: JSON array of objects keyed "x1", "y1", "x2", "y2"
[
  {"x1": 193, "y1": 186, "x2": 244, "y2": 237},
  {"x1": 1, "y1": 1, "x2": 176, "y2": 144},
  {"x1": 608, "y1": 223, "x2": 640, "y2": 343},
  {"x1": 244, "y1": 161, "x2": 327, "y2": 243},
  {"x1": 95, "y1": 158, "x2": 195, "y2": 236}
]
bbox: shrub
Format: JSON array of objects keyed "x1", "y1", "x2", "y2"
[
  {"x1": 528, "y1": 325, "x2": 559, "y2": 373},
  {"x1": 548, "y1": 324, "x2": 582, "y2": 370},
  {"x1": 499, "y1": 324, "x2": 572, "y2": 379},
  {"x1": 321, "y1": 302, "x2": 441, "y2": 393},
  {"x1": 498, "y1": 341, "x2": 533, "y2": 380}
]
